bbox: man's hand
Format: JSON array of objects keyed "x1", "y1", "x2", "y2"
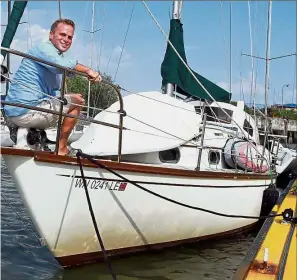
[
  {"x1": 71, "y1": 93, "x2": 85, "y2": 106},
  {"x1": 86, "y1": 69, "x2": 102, "y2": 83}
]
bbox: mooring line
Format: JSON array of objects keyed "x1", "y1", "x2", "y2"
[
  {"x1": 76, "y1": 150, "x2": 295, "y2": 221},
  {"x1": 76, "y1": 155, "x2": 117, "y2": 280}
]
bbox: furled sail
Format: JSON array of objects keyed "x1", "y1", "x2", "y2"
[
  {"x1": 1, "y1": 1, "x2": 28, "y2": 59},
  {"x1": 161, "y1": 19, "x2": 231, "y2": 102}
]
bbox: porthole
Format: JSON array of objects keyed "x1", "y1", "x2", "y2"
[
  {"x1": 208, "y1": 150, "x2": 220, "y2": 164},
  {"x1": 159, "y1": 148, "x2": 180, "y2": 164}
]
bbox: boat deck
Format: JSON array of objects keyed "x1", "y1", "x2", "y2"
[{"x1": 233, "y1": 179, "x2": 297, "y2": 280}]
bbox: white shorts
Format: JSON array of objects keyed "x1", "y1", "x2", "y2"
[{"x1": 9, "y1": 95, "x2": 72, "y2": 129}]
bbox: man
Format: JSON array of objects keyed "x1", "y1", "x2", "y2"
[{"x1": 4, "y1": 18, "x2": 102, "y2": 155}]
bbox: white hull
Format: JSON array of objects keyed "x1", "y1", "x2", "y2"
[
  {"x1": 0, "y1": 125, "x2": 83, "y2": 147},
  {"x1": 2, "y1": 150, "x2": 271, "y2": 267},
  {"x1": 1, "y1": 125, "x2": 14, "y2": 146}
]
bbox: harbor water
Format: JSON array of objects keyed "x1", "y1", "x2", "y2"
[{"x1": 1, "y1": 158, "x2": 258, "y2": 280}]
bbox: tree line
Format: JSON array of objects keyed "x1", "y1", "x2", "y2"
[{"x1": 66, "y1": 73, "x2": 118, "y2": 117}]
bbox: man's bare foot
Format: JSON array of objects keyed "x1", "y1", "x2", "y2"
[{"x1": 58, "y1": 148, "x2": 70, "y2": 156}]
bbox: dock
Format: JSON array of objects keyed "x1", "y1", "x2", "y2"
[
  {"x1": 256, "y1": 116, "x2": 297, "y2": 144},
  {"x1": 233, "y1": 179, "x2": 297, "y2": 280}
]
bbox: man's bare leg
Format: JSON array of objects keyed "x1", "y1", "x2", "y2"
[
  {"x1": 58, "y1": 107, "x2": 81, "y2": 155},
  {"x1": 58, "y1": 94, "x2": 84, "y2": 156}
]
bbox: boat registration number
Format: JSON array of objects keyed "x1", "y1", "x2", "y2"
[{"x1": 74, "y1": 178, "x2": 127, "y2": 192}]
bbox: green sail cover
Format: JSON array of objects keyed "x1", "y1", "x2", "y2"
[
  {"x1": 161, "y1": 19, "x2": 231, "y2": 102},
  {"x1": 1, "y1": 1, "x2": 28, "y2": 58}
]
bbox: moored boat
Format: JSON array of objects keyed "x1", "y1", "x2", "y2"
[
  {"x1": 2, "y1": 146, "x2": 272, "y2": 267},
  {"x1": 0, "y1": 0, "x2": 280, "y2": 268}
]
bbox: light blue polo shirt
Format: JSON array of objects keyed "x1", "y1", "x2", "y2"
[{"x1": 4, "y1": 40, "x2": 77, "y2": 117}]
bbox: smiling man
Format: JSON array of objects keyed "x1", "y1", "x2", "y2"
[{"x1": 4, "y1": 19, "x2": 102, "y2": 156}]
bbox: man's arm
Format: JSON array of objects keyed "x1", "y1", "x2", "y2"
[{"x1": 75, "y1": 63, "x2": 102, "y2": 83}]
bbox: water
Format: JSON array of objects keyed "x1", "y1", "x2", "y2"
[{"x1": 1, "y1": 159, "x2": 257, "y2": 280}]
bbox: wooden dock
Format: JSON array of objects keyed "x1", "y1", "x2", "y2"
[{"x1": 233, "y1": 179, "x2": 297, "y2": 280}]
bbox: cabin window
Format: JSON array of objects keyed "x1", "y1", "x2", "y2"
[
  {"x1": 204, "y1": 107, "x2": 233, "y2": 124},
  {"x1": 208, "y1": 150, "x2": 220, "y2": 164},
  {"x1": 159, "y1": 148, "x2": 180, "y2": 163},
  {"x1": 243, "y1": 119, "x2": 253, "y2": 137}
]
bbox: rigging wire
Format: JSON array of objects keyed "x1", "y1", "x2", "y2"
[
  {"x1": 1, "y1": 71, "x2": 270, "y2": 167},
  {"x1": 1, "y1": 3, "x2": 275, "y2": 173},
  {"x1": 141, "y1": 1, "x2": 273, "y2": 169},
  {"x1": 120, "y1": 88, "x2": 197, "y2": 113},
  {"x1": 114, "y1": 1, "x2": 135, "y2": 81},
  {"x1": 93, "y1": 1, "x2": 117, "y2": 116},
  {"x1": 105, "y1": 1, "x2": 128, "y2": 73},
  {"x1": 87, "y1": 1, "x2": 96, "y2": 119},
  {"x1": 97, "y1": 0, "x2": 107, "y2": 71},
  {"x1": 78, "y1": 1, "x2": 90, "y2": 50},
  {"x1": 1, "y1": 75, "x2": 267, "y2": 166},
  {"x1": 0, "y1": 72, "x2": 246, "y2": 150}
]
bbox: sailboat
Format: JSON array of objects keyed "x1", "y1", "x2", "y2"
[{"x1": 1, "y1": 1, "x2": 278, "y2": 267}]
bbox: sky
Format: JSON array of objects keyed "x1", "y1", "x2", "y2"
[{"x1": 1, "y1": 1, "x2": 296, "y2": 106}]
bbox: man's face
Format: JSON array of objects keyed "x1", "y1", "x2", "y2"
[{"x1": 49, "y1": 23, "x2": 74, "y2": 53}]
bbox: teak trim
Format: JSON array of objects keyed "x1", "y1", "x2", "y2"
[{"x1": 1, "y1": 147, "x2": 274, "y2": 180}]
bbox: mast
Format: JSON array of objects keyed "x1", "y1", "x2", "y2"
[
  {"x1": 229, "y1": 2, "x2": 232, "y2": 96},
  {"x1": 58, "y1": 0, "x2": 62, "y2": 19},
  {"x1": 260, "y1": 0, "x2": 272, "y2": 166},
  {"x1": 264, "y1": 1, "x2": 272, "y2": 117},
  {"x1": 87, "y1": 1, "x2": 95, "y2": 118},
  {"x1": 165, "y1": 0, "x2": 183, "y2": 96}
]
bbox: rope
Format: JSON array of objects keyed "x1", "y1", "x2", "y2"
[
  {"x1": 1, "y1": 73, "x2": 271, "y2": 167},
  {"x1": 2, "y1": 75, "x2": 273, "y2": 169},
  {"x1": 141, "y1": 1, "x2": 254, "y2": 144},
  {"x1": 120, "y1": 88, "x2": 197, "y2": 113},
  {"x1": 76, "y1": 155, "x2": 117, "y2": 280},
  {"x1": 126, "y1": 114, "x2": 195, "y2": 143},
  {"x1": 1, "y1": 65, "x2": 266, "y2": 162},
  {"x1": 76, "y1": 150, "x2": 292, "y2": 221},
  {"x1": 141, "y1": 1, "x2": 274, "y2": 173}
]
